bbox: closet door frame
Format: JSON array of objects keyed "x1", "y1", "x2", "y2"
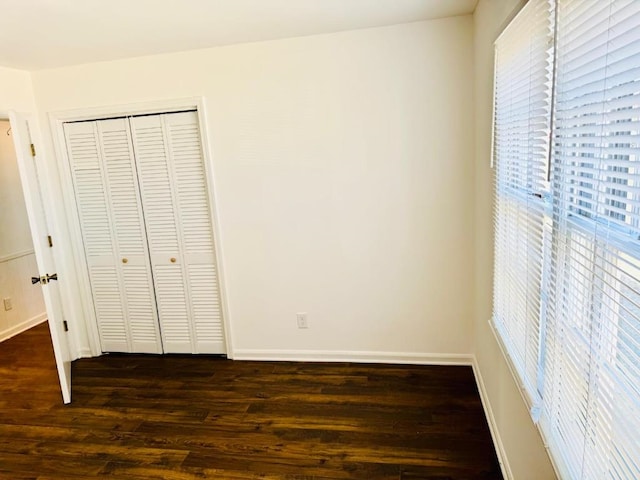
[{"x1": 49, "y1": 98, "x2": 233, "y2": 358}]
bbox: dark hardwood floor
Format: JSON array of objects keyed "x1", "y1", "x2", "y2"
[{"x1": 0, "y1": 323, "x2": 501, "y2": 479}]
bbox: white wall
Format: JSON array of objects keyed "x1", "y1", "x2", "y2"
[
  {"x1": 31, "y1": 17, "x2": 475, "y2": 359},
  {"x1": 0, "y1": 120, "x2": 34, "y2": 254},
  {"x1": 0, "y1": 79, "x2": 46, "y2": 340},
  {"x1": 472, "y1": 1, "x2": 556, "y2": 479},
  {"x1": 0, "y1": 66, "x2": 36, "y2": 112}
]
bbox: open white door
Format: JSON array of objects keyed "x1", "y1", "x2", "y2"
[{"x1": 9, "y1": 111, "x2": 72, "y2": 404}]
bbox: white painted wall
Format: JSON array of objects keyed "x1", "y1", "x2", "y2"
[
  {"x1": 0, "y1": 120, "x2": 34, "y2": 254},
  {"x1": 472, "y1": 1, "x2": 556, "y2": 479},
  {"x1": 0, "y1": 66, "x2": 36, "y2": 112},
  {"x1": 0, "y1": 254, "x2": 46, "y2": 341},
  {"x1": 31, "y1": 17, "x2": 475, "y2": 359}
]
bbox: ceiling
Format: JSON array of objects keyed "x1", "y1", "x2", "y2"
[{"x1": 0, "y1": 0, "x2": 477, "y2": 71}]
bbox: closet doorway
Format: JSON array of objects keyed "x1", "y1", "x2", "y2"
[{"x1": 55, "y1": 102, "x2": 228, "y2": 357}]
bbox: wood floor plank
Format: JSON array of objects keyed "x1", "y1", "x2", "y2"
[
  {"x1": 0, "y1": 323, "x2": 502, "y2": 479},
  {"x1": 0, "y1": 452, "x2": 107, "y2": 477}
]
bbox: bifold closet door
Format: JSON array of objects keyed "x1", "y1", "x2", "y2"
[
  {"x1": 130, "y1": 112, "x2": 225, "y2": 354},
  {"x1": 64, "y1": 119, "x2": 163, "y2": 353}
]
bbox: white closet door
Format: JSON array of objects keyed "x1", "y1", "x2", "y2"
[
  {"x1": 130, "y1": 112, "x2": 225, "y2": 354},
  {"x1": 130, "y1": 112, "x2": 226, "y2": 353},
  {"x1": 64, "y1": 119, "x2": 162, "y2": 353}
]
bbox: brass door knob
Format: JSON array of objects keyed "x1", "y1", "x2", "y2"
[
  {"x1": 122, "y1": 258, "x2": 128, "y2": 264},
  {"x1": 170, "y1": 257, "x2": 177, "y2": 263}
]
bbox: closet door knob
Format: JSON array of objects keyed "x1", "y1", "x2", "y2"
[
  {"x1": 122, "y1": 258, "x2": 128, "y2": 264},
  {"x1": 170, "y1": 257, "x2": 177, "y2": 263}
]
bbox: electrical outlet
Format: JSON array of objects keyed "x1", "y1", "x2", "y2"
[
  {"x1": 3, "y1": 298, "x2": 12, "y2": 311},
  {"x1": 296, "y1": 312, "x2": 308, "y2": 329}
]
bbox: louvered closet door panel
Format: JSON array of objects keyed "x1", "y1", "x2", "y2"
[
  {"x1": 65, "y1": 121, "x2": 127, "y2": 352},
  {"x1": 130, "y1": 112, "x2": 225, "y2": 354},
  {"x1": 130, "y1": 114, "x2": 192, "y2": 353},
  {"x1": 64, "y1": 120, "x2": 162, "y2": 354},
  {"x1": 98, "y1": 119, "x2": 162, "y2": 353},
  {"x1": 166, "y1": 112, "x2": 224, "y2": 353}
]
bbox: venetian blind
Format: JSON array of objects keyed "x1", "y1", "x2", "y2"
[
  {"x1": 539, "y1": 0, "x2": 640, "y2": 478},
  {"x1": 492, "y1": 0, "x2": 555, "y2": 403}
]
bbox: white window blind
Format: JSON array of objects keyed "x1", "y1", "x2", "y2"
[
  {"x1": 492, "y1": 0, "x2": 555, "y2": 403},
  {"x1": 493, "y1": 0, "x2": 640, "y2": 478},
  {"x1": 540, "y1": 0, "x2": 640, "y2": 478}
]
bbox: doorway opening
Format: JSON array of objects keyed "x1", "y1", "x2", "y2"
[{"x1": 0, "y1": 118, "x2": 48, "y2": 343}]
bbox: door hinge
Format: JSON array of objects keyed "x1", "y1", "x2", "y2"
[
  {"x1": 30, "y1": 143, "x2": 36, "y2": 157},
  {"x1": 63, "y1": 320, "x2": 68, "y2": 332},
  {"x1": 47, "y1": 235, "x2": 53, "y2": 247}
]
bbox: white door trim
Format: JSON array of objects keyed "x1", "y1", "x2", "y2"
[{"x1": 48, "y1": 97, "x2": 234, "y2": 358}]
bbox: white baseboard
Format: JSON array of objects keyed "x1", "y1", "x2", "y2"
[
  {"x1": 233, "y1": 348, "x2": 473, "y2": 365},
  {"x1": 471, "y1": 355, "x2": 512, "y2": 480},
  {"x1": 0, "y1": 312, "x2": 47, "y2": 343},
  {"x1": 77, "y1": 348, "x2": 93, "y2": 358}
]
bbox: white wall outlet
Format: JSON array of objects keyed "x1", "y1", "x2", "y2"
[
  {"x1": 296, "y1": 312, "x2": 308, "y2": 329},
  {"x1": 3, "y1": 298, "x2": 12, "y2": 311}
]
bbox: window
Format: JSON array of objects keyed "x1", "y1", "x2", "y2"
[
  {"x1": 492, "y1": 1, "x2": 640, "y2": 478},
  {"x1": 493, "y1": 0, "x2": 555, "y2": 405}
]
